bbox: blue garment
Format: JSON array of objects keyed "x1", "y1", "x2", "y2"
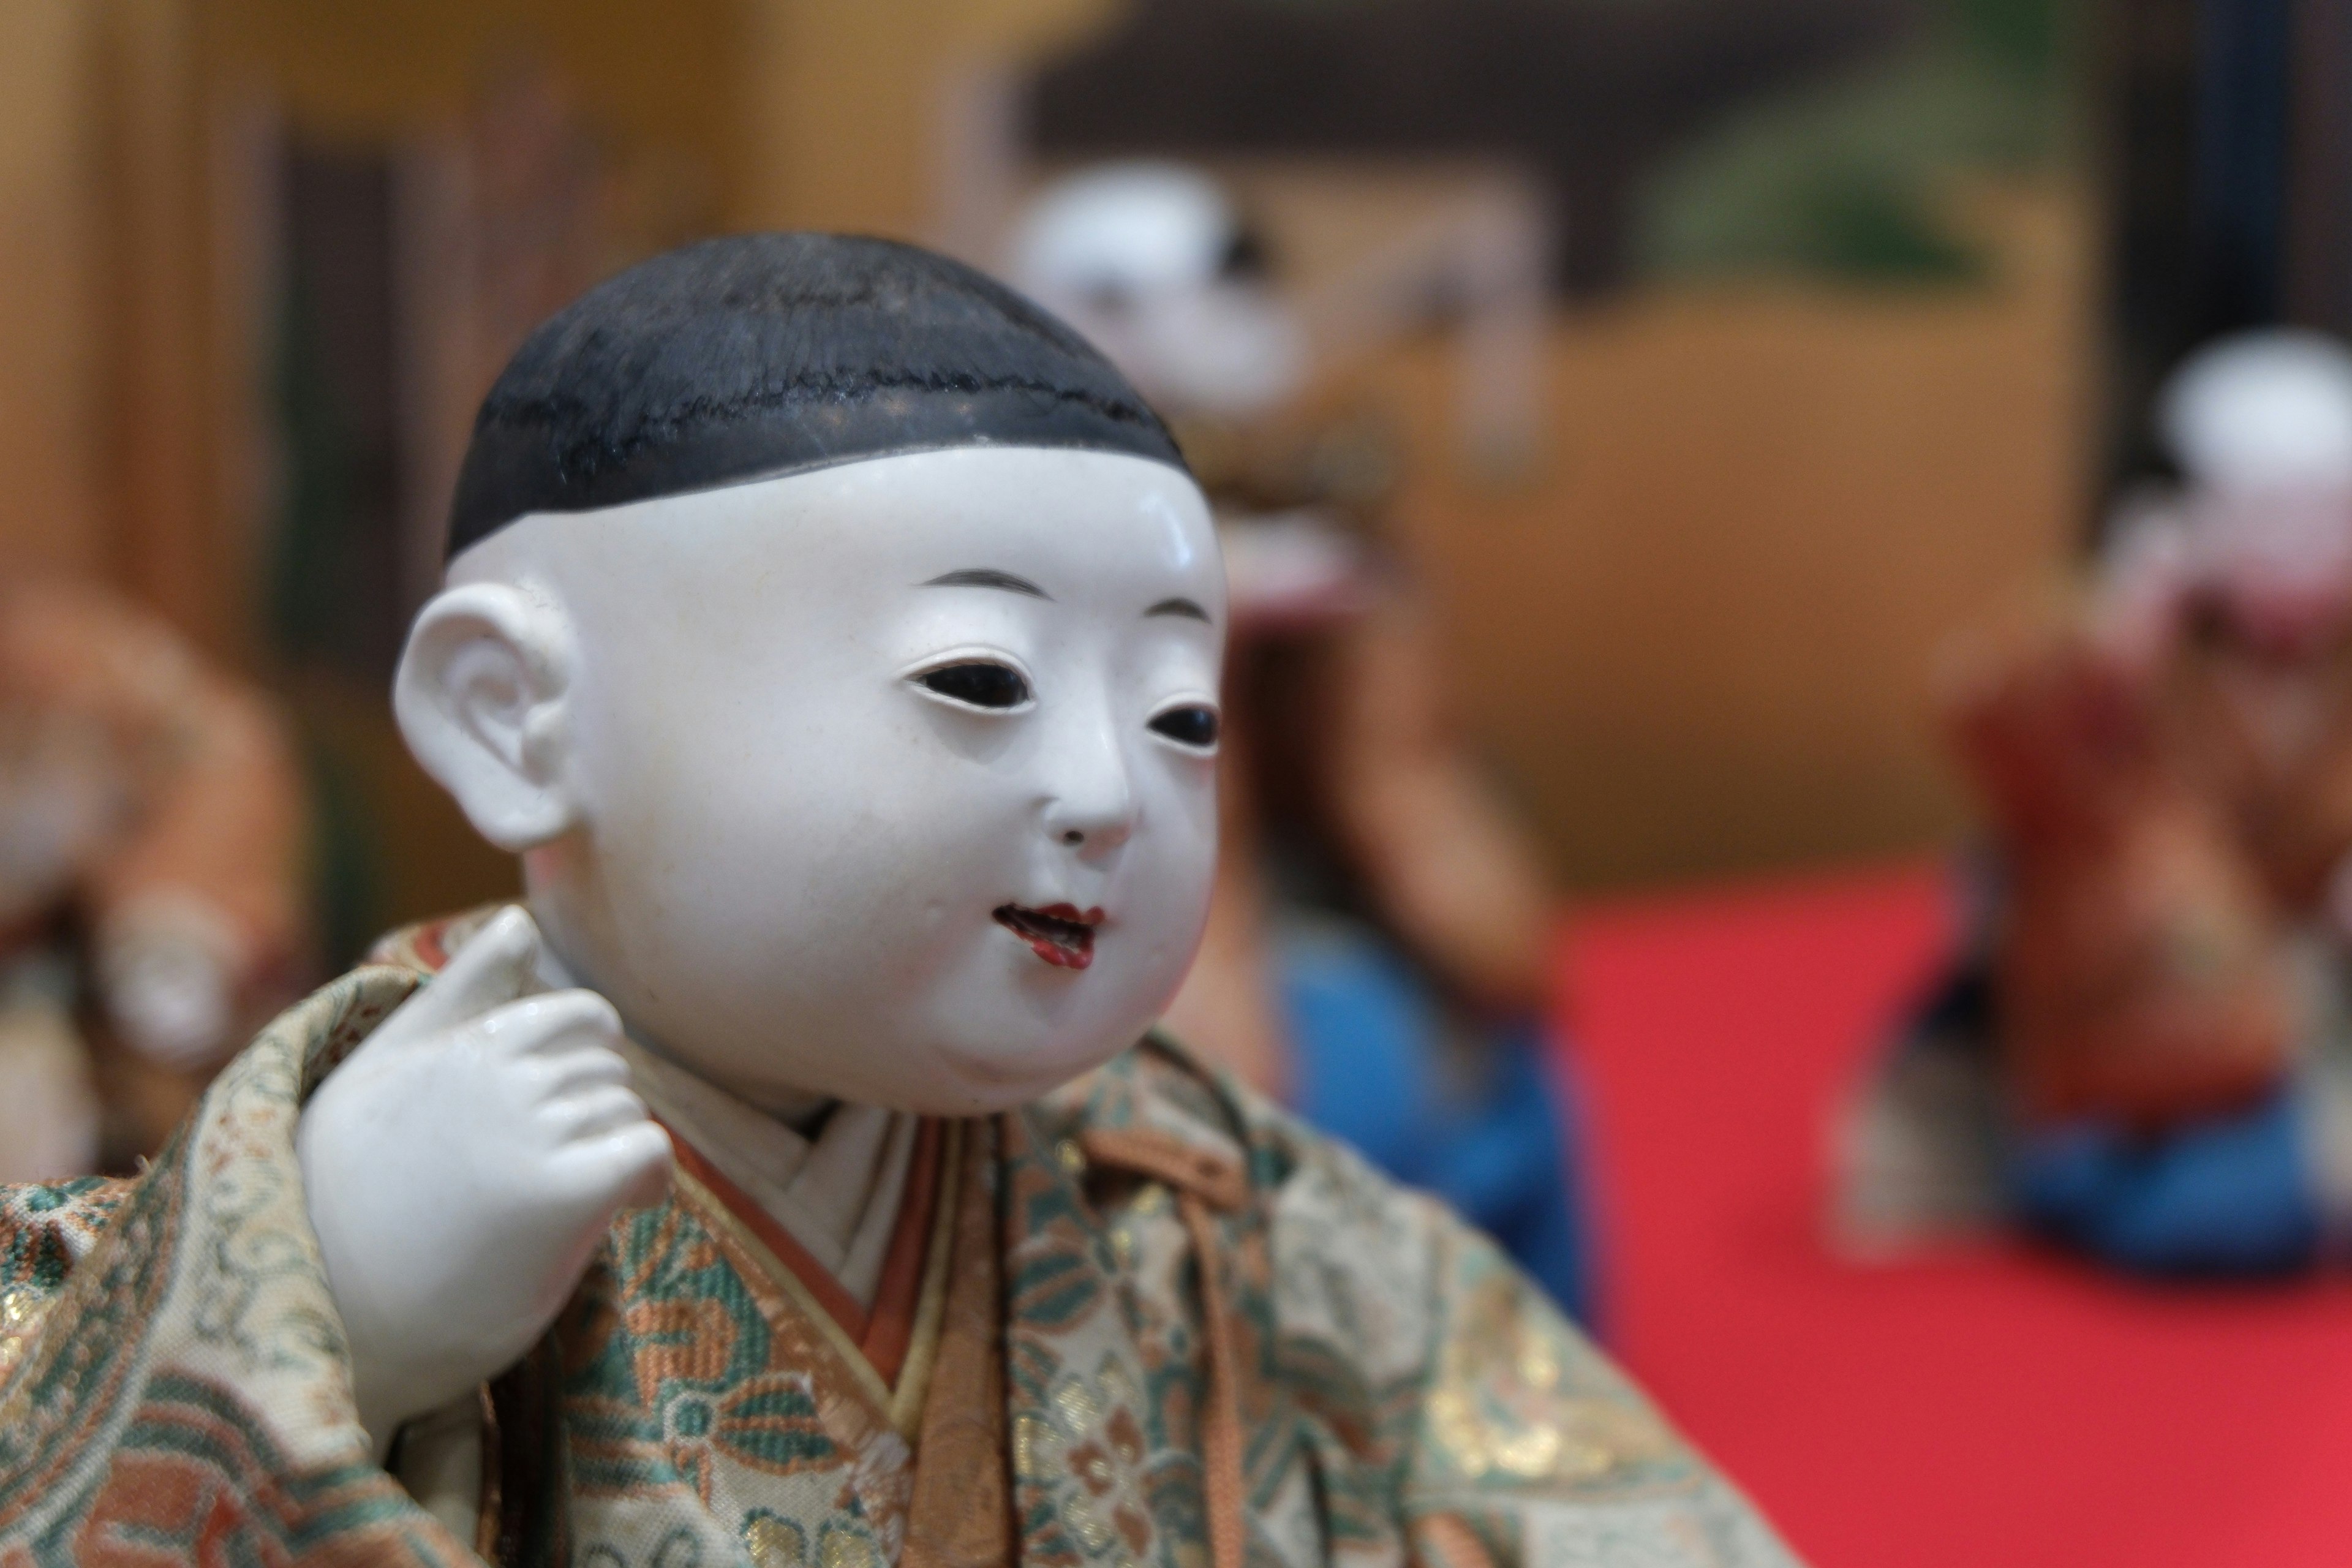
[
  {"x1": 1273, "y1": 919, "x2": 1595, "y2": 1323},
  {"x1": 2008, "y1": 1089, "x2": 2321, "y2": 1276},
  {"x1": 1890, "y1": 851, "x2": 2324, "y2": 1276}
]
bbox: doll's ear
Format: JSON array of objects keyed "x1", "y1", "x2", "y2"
[{"x1": 394, "y1": 582, "x2": 580, "y2": 851}]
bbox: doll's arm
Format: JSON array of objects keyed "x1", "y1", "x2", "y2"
[
  {"x1": 0, "y1": 1177, "x2": 137, "y2": 1306},
  {"x1": 1264, "y1": 1117, "x2": 1800, "y2": 1567},
  {"x1": 1317, "y1": 595, "x2": 1553, "y2": 1015},
  {"x1": 298, "y1": 907, "x2": 672, "y2": 1458},
  {"x1": 1396, "y1": 1213, "x2": 1803, "y2": 1568},
  {"x1": 0, "y1": 1178, "x2": 134, "y2": 1400}
]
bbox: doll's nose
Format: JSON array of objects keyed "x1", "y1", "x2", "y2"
[
  {"x1": 1044, "y1": 732, "x2": 1137, "y2": 854},
  {"x1": 1046, "y1": 793, "x2": 1136, "y2": 853}
]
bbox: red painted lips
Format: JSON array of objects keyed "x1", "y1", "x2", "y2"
[{"x1": 993, "y1": 902, "x2": 1104, "y2": 970}]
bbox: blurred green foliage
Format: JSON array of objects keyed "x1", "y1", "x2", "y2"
[{"x1": 1637, "y1": 0, "x2": 2078, "y2": 285}]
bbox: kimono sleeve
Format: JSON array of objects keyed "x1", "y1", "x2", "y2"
[
  {"x1": 0, "y1": 968, "x2": 486, "y2": 1568},
  {"x1": 1398, "y1": 1208, "x2": 1803, "y2": 1568},
  {"x1": 1260, "y1": 1102, "x2": 1803, "y2": 1568},
  {"x1": 0, "y1": 1177, "x2": 136, "y2": 1358}
]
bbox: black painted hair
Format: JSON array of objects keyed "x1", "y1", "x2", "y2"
[{"x1": 446, "y1": 232, "x2": 1188, "y2": 559}]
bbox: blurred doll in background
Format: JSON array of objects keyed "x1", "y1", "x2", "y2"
[
  {"x1": 0, "y1": 579, "x2": 310, "y2": 1179},
  {"x1": 1841, "y1": 330, "x2": 2352, "y2": 1275},
  {"x1": 1012, "y1": 164, "x2": 1591, "y2": 1316}
]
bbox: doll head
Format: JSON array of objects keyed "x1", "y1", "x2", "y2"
[
  {"x1": 1011, "y1": 162, "x2": 1306, "y2": 421},
  {"x1": 394, "y1": 235, "x2": 1225, "y2": 1115},
  {"x1": 2160, "y1": 329, "x2": 2352, "y2": 497},
  {"x1": 2156, "y1": 330, "x2": 2352, "y2": 652}
]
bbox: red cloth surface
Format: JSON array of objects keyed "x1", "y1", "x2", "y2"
[{"x1": 1562, "y1": 858, "x2": 2352, "y2": 1568}]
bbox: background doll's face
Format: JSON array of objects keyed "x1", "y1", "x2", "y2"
[{"x1": 450, "y1": 448, "x2": 1224, "y2": 1114}]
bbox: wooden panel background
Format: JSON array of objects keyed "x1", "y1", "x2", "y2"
[
  {"x1": 0, "y1": 1, "x2": 2092, "y2": 907},
  {"x1": 1371, "y1": 187, "x2": 2092, "y2": 889}
]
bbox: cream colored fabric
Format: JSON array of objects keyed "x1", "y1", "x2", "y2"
[
  {"x1": 532, "y1": 935, "x2": 919, "y2": 1309},
  {"x1": 0, "y1": 957, "x2": 1805, "y2": 1568},
  {"x1": 392, "y1": 1394, "x2": 485, "y2": 1547},
  {"x1": 616, "y1": 1036, "x2": 919, "y2": 1310}
]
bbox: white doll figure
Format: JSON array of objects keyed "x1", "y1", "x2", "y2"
[{"x1": 0, "y1": 235, "x2": 1795, "y2": 1568}]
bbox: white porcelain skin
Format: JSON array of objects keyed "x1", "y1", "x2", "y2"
[
  {"x1": 412, "y1": 445, "x2": 1227, "y2": 1114},
  {"x1": 298, "y1": 906, "x2": 667, "y2": 1458},
  {"x1": 307, "y1": 446, "x2": 1224, "y2": 1453}
]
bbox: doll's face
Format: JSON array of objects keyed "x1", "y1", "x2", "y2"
[
  {"x1": 2192, "y1": 486, "x2": 2352, "y2": 655},
  {"x1": 1012, "y1": 165, "x2": 1306, "y2": 420},
  {"x1": 428, "y1": 448, "x2": 1224, "y2": 1114}
]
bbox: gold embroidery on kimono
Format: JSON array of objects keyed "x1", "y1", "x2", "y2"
[
  {"x1": 549, "y1": 1117, "x2": 1006, "y2": 1568},
  {"x1": 0, "y1": 919, "x2": 1800, "y2": 1568}
]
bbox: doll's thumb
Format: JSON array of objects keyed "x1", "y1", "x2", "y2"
[{"x1": 388, "y1": 907, "x2": 542, "y2": 1039}]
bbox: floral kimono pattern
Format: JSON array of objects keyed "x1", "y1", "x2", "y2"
[{"x1": 0, "y1": 914, "x2": 1801, "y2": 1568}]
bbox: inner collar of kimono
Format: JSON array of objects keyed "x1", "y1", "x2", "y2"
[{"x1": 532, "y1": 938, "x2": 917, "y2": 1310}]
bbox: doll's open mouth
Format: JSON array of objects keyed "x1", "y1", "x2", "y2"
[{"x1": 993, "y1": 903, "x2": 1103, "y2": 970}]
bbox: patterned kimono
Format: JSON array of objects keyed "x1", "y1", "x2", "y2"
[{"x1": 0, "y1": 912, "x2": 1798, "y2": 1567}]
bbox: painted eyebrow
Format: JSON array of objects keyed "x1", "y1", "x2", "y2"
[
  {"x1": 1145, "y1": 597, "x2": 1213, "y2": 623},
  {"x1": 920, "y1": 568, "x2": 1052, "y2": 599}
]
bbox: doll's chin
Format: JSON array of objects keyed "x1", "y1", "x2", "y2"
[{"x1": 892, "y1": 1032, "x2": 1132, "y2": 1113}]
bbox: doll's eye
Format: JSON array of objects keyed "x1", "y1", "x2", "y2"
[
  {"x1": 914, "y1": 661, "x2": 1033, "y2": 710},
  {"x1": 1149, "y1": 706, "x2": 1220, "y2": 750}
]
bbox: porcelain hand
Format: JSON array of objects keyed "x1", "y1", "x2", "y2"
[{"x1": 297, "y1": 906, "x2": 672, "y2": 1459}]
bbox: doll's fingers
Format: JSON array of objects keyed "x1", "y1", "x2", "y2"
[
  {"x1": 556, "y1": 1121, "x2": 674, "y2": 1210},
  {"x1": 478, "y1": 990, "x2": 623, "y2": 1057},
  {"x1": 616, "y1": 1126, "x2": 677, "y2": 1209},
  {"x1": 387, "y1": 908, "x2": 542, "y2": 1041},
  {"x1": 553, "y1": 1085, "x2": 652, "y2": 1140},
  {"x1": 535, "y1": 1041, "x2": 633, "y2": 1097}
]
